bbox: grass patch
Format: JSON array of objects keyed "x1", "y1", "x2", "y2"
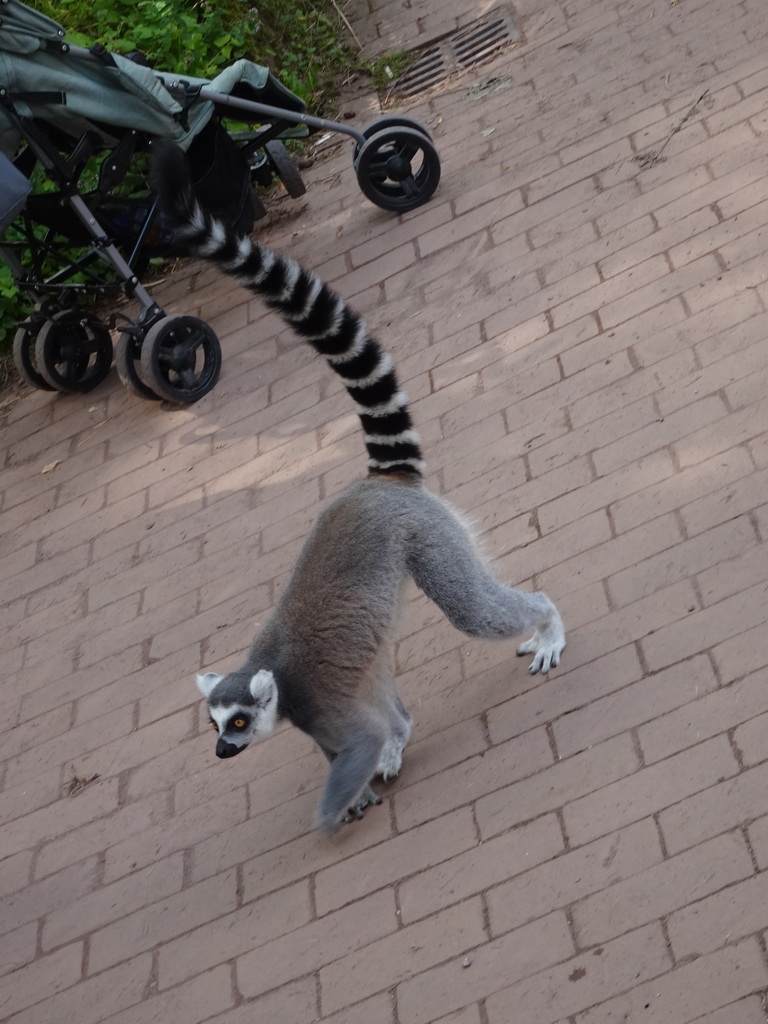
[{"x1": 368, "y1": 50, "x2": 413, "y2": 91}]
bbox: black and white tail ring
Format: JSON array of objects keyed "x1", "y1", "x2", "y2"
[{"x1": 152, "y1": 144, "x2": 424, "y2": 478}]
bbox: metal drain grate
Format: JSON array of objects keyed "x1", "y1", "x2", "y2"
[{"x1": 391, "y1": 6, "x2": 518, "y2": 98}]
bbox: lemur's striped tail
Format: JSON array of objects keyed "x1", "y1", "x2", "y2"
[{"x1": 152, "y1": 143, "x2": 424, "y2": 478}]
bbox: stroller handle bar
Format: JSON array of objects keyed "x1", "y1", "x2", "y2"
[
  {"x1": 65, "y1": 44, "x2": 369, "y2": 148},
  {"x1": 170, "y1": 86, "x2": 368, "y2": 148}
]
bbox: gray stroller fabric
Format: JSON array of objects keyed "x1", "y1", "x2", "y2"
[
  {"x1": 0, "y1": 149, "x2": 31, "y2": 230},
  {"x1": 0, "y1": 0, "x2": 65, "y2": 53},
  {"x1": 0, "y1": 0, "x2": 271, "y2": 156}
]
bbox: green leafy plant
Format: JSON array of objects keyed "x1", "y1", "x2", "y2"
[
  {"x1": 0, "y1": 263, "x2": 21, "y2": 347},
  {"x1": 36, "y1": 0, "x2": 353, "y2": 107}
]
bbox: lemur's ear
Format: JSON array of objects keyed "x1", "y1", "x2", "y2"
[
  {"x1": 196, "y1": 672, "x2": 223, "y2": 698},
  {"x1": 249, "y1": 670, "x2": 276, "y2": 704}
]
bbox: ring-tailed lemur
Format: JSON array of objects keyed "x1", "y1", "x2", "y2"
[{"x1": 153, "y1": 144, "x2": 566, "y2": 833}]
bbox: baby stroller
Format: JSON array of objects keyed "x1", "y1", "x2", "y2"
[{"x1": 0, "y1": 0, "x2": 441, "y2": 403}]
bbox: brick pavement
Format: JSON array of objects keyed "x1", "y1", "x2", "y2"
[{"x1": 2, "y1": 0, "x2": 768, "y2": 1020}]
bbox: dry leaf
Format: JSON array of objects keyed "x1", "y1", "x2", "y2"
[
  {"x1": 68, "y1": 772, "x2": 100, "y2": 796},
  {"x1": 41, "y1": 460, "x2": 60, "y2": 474}
]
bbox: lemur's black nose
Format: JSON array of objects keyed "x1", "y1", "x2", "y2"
[{"x1": 216, "y1": 738, "x2": 242, "y2": 758}]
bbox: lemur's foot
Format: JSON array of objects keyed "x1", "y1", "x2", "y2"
[
  {"x1": 377, "y1": 741, "x2": 404, "y2": 782},
  {"x1": 516, "y1": 620, "x2": 566, "y2": 674}
]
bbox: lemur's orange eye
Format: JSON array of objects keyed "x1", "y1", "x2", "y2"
[
  {"x1": 209, "y1": 720, "x2": 217, "y2": 731},
  {"x1": 233, "y1": 718, "x2": 246, "y2": 729}
]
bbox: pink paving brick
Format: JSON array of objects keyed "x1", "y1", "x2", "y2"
[
  {"x1": 3, "y1": 956, "x2": 152, "y2": 1024},
  {"x1": 747, "y1": 814, "x2": 768, "y2": 872},
  {"x1": 476, "y1": 733, "x2": 640, "y2": 841},
  {"x1": 487, "y1": 818, "x2": 663, "y2": 938},
  {"x1": 158, "y1": 880, "x2": 313, "y2": 990},
  {"x1": 3, "y1": 0, "x2": 768, "y2": 1020},
  {"x1": 398, "y1": 812, "x2": 564, "y2": 926},
  {"x1": 484, "y1": 923, "x2": 671, "y2": 1024},
  {"x1": 314, "y1": 806, "x2": 477, "y2": 916},
  {"x1": 0, "y1": 943, "x2": 83, "y2": 1018},
  {"x1": 397, "y1": 911, "x2": 576, "y2": 1024},
  {"x1": 235, "y1": 889, "x2": 397, "y2": 1001},
  {"x1": 667, "y1": 870, "x2": 768, "y2": 961},
  {"x1": 553, "y1": 654, "x2": 719, "y2": 759},
  {"x1": 563, "y1": 735, "x2": 739, "y2": 846},
  {"x1": 573, "y1": 938, "x2": 768, "y2": 1024},
  {"x1": 572, "y1": 830, "x2": 754, "y2": 948},
  {"x1": 659, "y1": 760, "x2": 768, "y2": 856},
  {"x1": 639, "y1": 669, "x2": 768, "y2": 764},
  {"x1": 689, "y1": 999, "x2": 768, "y2": 1024},
  {"x1": 319, "y1": 898, "x2": 487, "y2": 1014},
  {"x1": 189, "y1": 978, "x2": 319, "y2": 1024},
  {"x1": 0, "y1": 920, "x2": 37, "y2": 978},
  {"x1": 102, "y1": 967, "x2": 236, "y2": 1024},
  {"x1": 394, "y1": 725, "x2": 553, "y2": 831}
]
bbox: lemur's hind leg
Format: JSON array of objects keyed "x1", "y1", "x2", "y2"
[
  {"x1": 366, "y1": 641, "x2": 412, "y2": 782},
  {"x1": 377, "y1": 693, "x2": 412, "y2": 782},
  {"x1": 407, "y1": 494, "x2": 566, "y2": 674}
]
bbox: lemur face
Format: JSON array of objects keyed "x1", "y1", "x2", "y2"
[{"x1": 196, "y1": 669, "x2": 278, "y2": 758}]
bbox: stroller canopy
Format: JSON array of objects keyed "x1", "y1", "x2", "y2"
[{"x1": 0, "y1": 0, "x2": 271, "y2": 156}]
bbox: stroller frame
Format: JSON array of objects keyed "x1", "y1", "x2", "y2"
[{"x1": 1, "y1": 1, "x2": 441, "y2": 404}]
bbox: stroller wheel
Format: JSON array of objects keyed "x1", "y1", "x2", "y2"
[
  {"x1": 114, "y1": 332, "x2": 161, "y2": 400},
  {"x1": 249, "y1": 152, "x2": 273, "y2": 189},
  {"x1": 265, "y1": 140, "x2": 307, "y2": 198},
  {"x1": 139, "y1": 315, "x2": 221, "y2": 404},
  {"x1": 35, "y1": 312, "x2": 114, "y2": 393},
  {"x1": 13, "y1": 319, "x2": 56, "y2": 391},
  {"x1": 355, "y1": 116, "x2": 433, "y2": 159},
  {"x1": 354, "y1": 127, "x2": 441, "y2": 213}
]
